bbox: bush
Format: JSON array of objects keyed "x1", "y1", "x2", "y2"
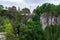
[
  {"x1": 4, "y1": 18, "x2": 19, "y2": 40},
  {"x1": 19, "y1": 21, "x2": 44, "y2": 40}
]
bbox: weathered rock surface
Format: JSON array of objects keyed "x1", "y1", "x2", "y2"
[{"x1": 0, "y1": 32, "x2": 6, "y2": 40}]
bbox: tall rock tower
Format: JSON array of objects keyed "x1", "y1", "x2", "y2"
[
  {"x1": 21, "y1": 8, "x2": 31, "y2": 24},
  {"x1": 8, "y1": 6, "x2": 17, "y2": 20}
]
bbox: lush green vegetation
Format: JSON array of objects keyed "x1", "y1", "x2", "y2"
[{"x1": 0, "y1": 3, "x2": 60, "y2": 40}]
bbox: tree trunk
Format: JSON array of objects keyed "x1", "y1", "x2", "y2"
[
  {"x1": 51, "y1": 15, "x2": 53, "y2": 25},
  {"x1": 46, "y1": 15, "x2": 49, "y2": 26},
  {"x1": 54, "y1": 16, "x2": 57, "y2": 25}
]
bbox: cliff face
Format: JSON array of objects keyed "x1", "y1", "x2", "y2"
[{"x1": 40, "y1": 14, "x2": 60, "y2": 29}]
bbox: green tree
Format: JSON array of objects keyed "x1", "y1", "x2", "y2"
[
  {"x1": 45, "y1": 25, "x2": 60, "y2": 40},
  {"x1": 54, "y1": 5, "x2": 60, "y2": 24},
  {"x1": 17, "y1": 11, "x2": 23, "y2": 22},
  {"x1": 0, "y1": 16, "x2": 4, "y2": 32},
  {"x1": 3, "y1": 18, "x2": 13, "y2": 40},
  {"x1": 19, "y1": 20, "x2": 45, "y2": 40},
  {"x1": 0, "y1": 5, "x2": 3, "y2": 16},
  {"x1": 4, "y1": 18, "x2": 19, "y2": 40}
]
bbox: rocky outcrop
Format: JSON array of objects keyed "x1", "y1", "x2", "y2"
[
  {"x1": 0, "y1": 32, "x2": 6, "y2": 40},
  {"x1": 40, "y1": 14, "x2": 60, "y2": 29}
]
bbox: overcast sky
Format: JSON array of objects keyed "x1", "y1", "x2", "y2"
[{"x1": 0, "y1": 0, "x2": 60, "y2": 12}]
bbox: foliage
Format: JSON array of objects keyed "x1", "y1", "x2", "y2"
[
  {"x1": 3, "y1": 18, "x2": 18, "y2": 40},
  {"x1": 4, "y1": 18, "x2": 13, "y2": 34},
  {"x1": 17, "y1": 11, "x2": 23, "y2": 22},
  {"x1": 0, "y1": 5, "x2": 4, "y2": 16},
  {"x1": 19, "y1": 20, "x2": 45, "y2": 40},
  {"x1": 45, "y1": 25, "x2": 60, "y2": 40},
  {"x1": 0, "y1": 16, "x2": 4, "y2": 32},
  {"x1": 0, "y1": 3, "x2": 60, "y2": 40}
]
